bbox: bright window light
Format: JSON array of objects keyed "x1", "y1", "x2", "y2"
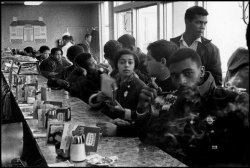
[{"x1": 24, "y1": 1, "x2": 43, "y2": 5}]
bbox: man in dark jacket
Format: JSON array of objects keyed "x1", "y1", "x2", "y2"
[
  {"x1": 39, "y1": 47, "x2": 71, "y2": 79},
  {"x1": 136, "y1": 48, "x2": 249, "y2": 166},
  {"x1": 170, "y1": 6, "x2": 222, "y2": 86}
]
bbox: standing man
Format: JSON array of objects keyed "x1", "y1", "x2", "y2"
[
  {"x1": 61, "y1": 35, "x2": 73, "y2": 64},
  {"x1": 82, "y1": 33, "x2": 92, "y2": 54},
  {"x1": 170, "y1": 6, "x2": 222, "y2": 86}
]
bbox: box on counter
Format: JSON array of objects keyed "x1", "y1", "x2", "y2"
[
  {"x1": 60, "y1": 122, "x2": 101, "y2": 153},
  {"x1": 19, "y1": 104, "x2": 34, "y2": 119},
  {"x1": 56, "y1": 107, "x2": 71, "y2": 121},
  {"x1": 46, "y1": 121, "x2": 64, "y2": 145}
]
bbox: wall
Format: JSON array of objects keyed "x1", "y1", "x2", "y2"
[{"x1": 1, "y1": 4, "x2": 99, "y2": 51}]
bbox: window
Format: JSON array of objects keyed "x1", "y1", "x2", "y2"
[
  {"x1": 206, "y1": 1, "x2": 248, "y2": 76},
  {"x1": 136, "y1": 5, "x2": 157, "y2": 53},
  {"x1": 114, "y1": 10, "x2": 132, "y2": 39},
  {"x1": 23, "y1": 27, "x2": 34, "y2": 42},
  {"x1": 114, "y1": 1, "x2": 131, "y2": 7}
]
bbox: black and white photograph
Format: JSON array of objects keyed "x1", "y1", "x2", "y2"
[{"x1": 1, "y1": 1, "x2": 249, "y2": 167}]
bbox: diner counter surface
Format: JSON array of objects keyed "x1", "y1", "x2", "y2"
[{"x1": 5, "y1": 72, "x2": 186, "y2": 167}]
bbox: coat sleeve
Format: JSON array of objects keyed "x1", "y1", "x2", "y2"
[
  {"x1": 39, "y1": 60, "x2": 54, "y2": 79},
  {"x1": 207, "y1": 43, "x2": 222, "y2": 86}
]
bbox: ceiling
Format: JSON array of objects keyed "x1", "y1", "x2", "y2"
[{"x1": 1, "y1": 1, "x2": 102, "y2": 5}]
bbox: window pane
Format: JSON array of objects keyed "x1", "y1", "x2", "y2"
[
  {"x1": 166, "y1": 3, "x2": 172, "y2": 40},
  {"x1": 172, "y1": 1, "x2": 195, "y2": 38},
  {"x1": 206, "y1": 1, "x2": 248, "y2": 76},
  {"x1": 137, "y1": 5, "x2": 157, "y2": 53},
  {"x1": 114, "y1": 1, "x2": 131, "y2": 7},
  {"x1": 115, "y1": 10, "x2": 132, "y2": 39}
]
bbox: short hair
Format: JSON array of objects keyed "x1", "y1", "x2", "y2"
[
  {"x1": 51, "y1": 47, "x2": 63, "y2": 56},
  {"x1": 39, "y1": 45, "x2": 50, "y2": 53},
  {"x1": 74, "y1": 53, "x2": 92, "y2": 69},
  {"x1": 62, "y1": 35, "x2": 70, "y2": 41},
  {"x1": 66, "y1": 45, "x2": 84, "y2": 62},
  {"x1": 114, "y1": 49, "x2": 139, "y2": 69},
  {"x1": 24, "y1": 46, "x2": 33, "y2": 53},
  {"x1": 147, "y1": 40, "x2": 178, "y2": 62},
  {"x1": 185, "y1": 6, "x2": 208, "y2": 21},
  {"x1": 117, "y1": 34, "x2": 136, "y2": 50},
  {"x1": 104, "y1": 40, "x2": 122, "y2": 61},
  {"x1": 76, "y1": 44, "x2": 88, "y2": 53},
  {"x1": 167, "y1": 48, "x2": 202, "y2": 67},
  {"x1": 85, "y1": 33, "x2": 91, "y2": 39}
]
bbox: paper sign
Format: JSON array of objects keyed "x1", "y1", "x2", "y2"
[
  {"x1": 56, "y1": 107, "x2": 71, "y2": 121},
  {"x1": 84, "y1": 126, "x2": 101, "y2": 153},
  {"x1": 60, "y1": 123, "x2": 100, "y2": 153}
]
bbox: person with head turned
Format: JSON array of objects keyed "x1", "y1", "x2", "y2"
[
  {"x1": 61, "y1": 35, "x2": 73, "y2": 64},
  {"x1": 170, "y1": 6, "x2": 222, "y2": 86},
  {"x1": 24, "y1": 46, "x2": 35, "y2": 57},
  {"x1": 145, "y1": 40, "x2": 178, "y2": 92},
  {"x1": 39, "y1": 47, "x2": 71, "y2": 79},
  {"x1": 81, "y1": 33, "x2": 92, "y2": 54},
  {"x1": 224, "y1": 24, "x2": 249, "y2": 94},
  {"x1": 47, "y1": 45, "x2": 84, "y2": 89},
  {"x1": 36, "y1": 45, "x2": 50, "y2": 63},
  {"x1": 67, "y1": 52, "x2": 102, "y2": 102},
  {"x1": 103, "y1": 40, "x2": 123, "y2": 77}
]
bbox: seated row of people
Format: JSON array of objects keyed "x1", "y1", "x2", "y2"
[{"x1": 37, "y1": 27, "x2": 248, "y2": 166}]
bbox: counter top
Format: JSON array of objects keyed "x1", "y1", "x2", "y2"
[{"x1": 14, "y1": 74, "x2": 186, "y2": 167}]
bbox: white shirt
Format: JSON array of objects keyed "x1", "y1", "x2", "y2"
[
  {"x1": 62, "y1": 42, "x2": 73, "y2": 64},
  {"x1": 179, "y1": 34, "x2": 201, "y2": 51}
]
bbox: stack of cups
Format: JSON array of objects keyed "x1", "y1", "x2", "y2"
[{"x1": 70, "y1": 143, "x2": 86, "y2": 161}]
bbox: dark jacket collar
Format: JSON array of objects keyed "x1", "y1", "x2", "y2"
[
  {"x1": 171, "y1": 35, "x2": 212, "y2": 46},
  {"x1": 197, "y1": 71, "x2": 216, "y2": 97}
]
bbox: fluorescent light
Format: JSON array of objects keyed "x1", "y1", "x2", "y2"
[{"x1": 24, "y1": 1, "x2": 43, "y2": 5}]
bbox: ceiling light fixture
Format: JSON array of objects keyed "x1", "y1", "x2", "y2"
[{"x1": 24, "y1": 1, "x2": 43, "y2": 5}]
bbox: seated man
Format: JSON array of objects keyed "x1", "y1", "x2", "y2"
[
  {"x1": 103, "y1": 40, "x2": 122, "y2": 77},
  {"x1": 145, "y1": 40, "x2": 178, "y2": 92},
  {"x1": 36, "y1": 45, "x2": 50, "y2": 64},
  {"x1": 23, "y1": 46, "x2": 35, "y2": 58},
  {"x1": 135, "y1": 48, "x2": 249, "y2": 166},
  {"x1": 47, "y1": 45, "x2": 84, "y2": 89},
  {"x1": 67, "y1": 53, "x2": 102, "y2": 102},
  {"x1": 39, "y1": 47, "x2": 71, "y2": 79}
]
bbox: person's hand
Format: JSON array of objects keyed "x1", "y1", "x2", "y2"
[
  {"x1": 56, "y1": 79, "x2": 70, "y2": 88},
  {"x1": 96, "y1": 92, "x2": 110, "y2": 102},
  {"x1": 111, "y1": 118, "x2": 131, "y2": 126},
  {"x1": 96, "y1": 122, "x2": 117, "y2": 136},
  {"x1": 48, "y1": 72, "x2": 59, "y2": 77},
  {"x1": 106, "y1": 100, "x2": 124, "y2": 113},
  {"x1": 137, "y1": 86, "x2": 157, "y2": 110}
]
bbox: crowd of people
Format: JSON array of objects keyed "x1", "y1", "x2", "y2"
[{"x1": 5, "y1": 6, "x2": 249, "y2": 167}]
